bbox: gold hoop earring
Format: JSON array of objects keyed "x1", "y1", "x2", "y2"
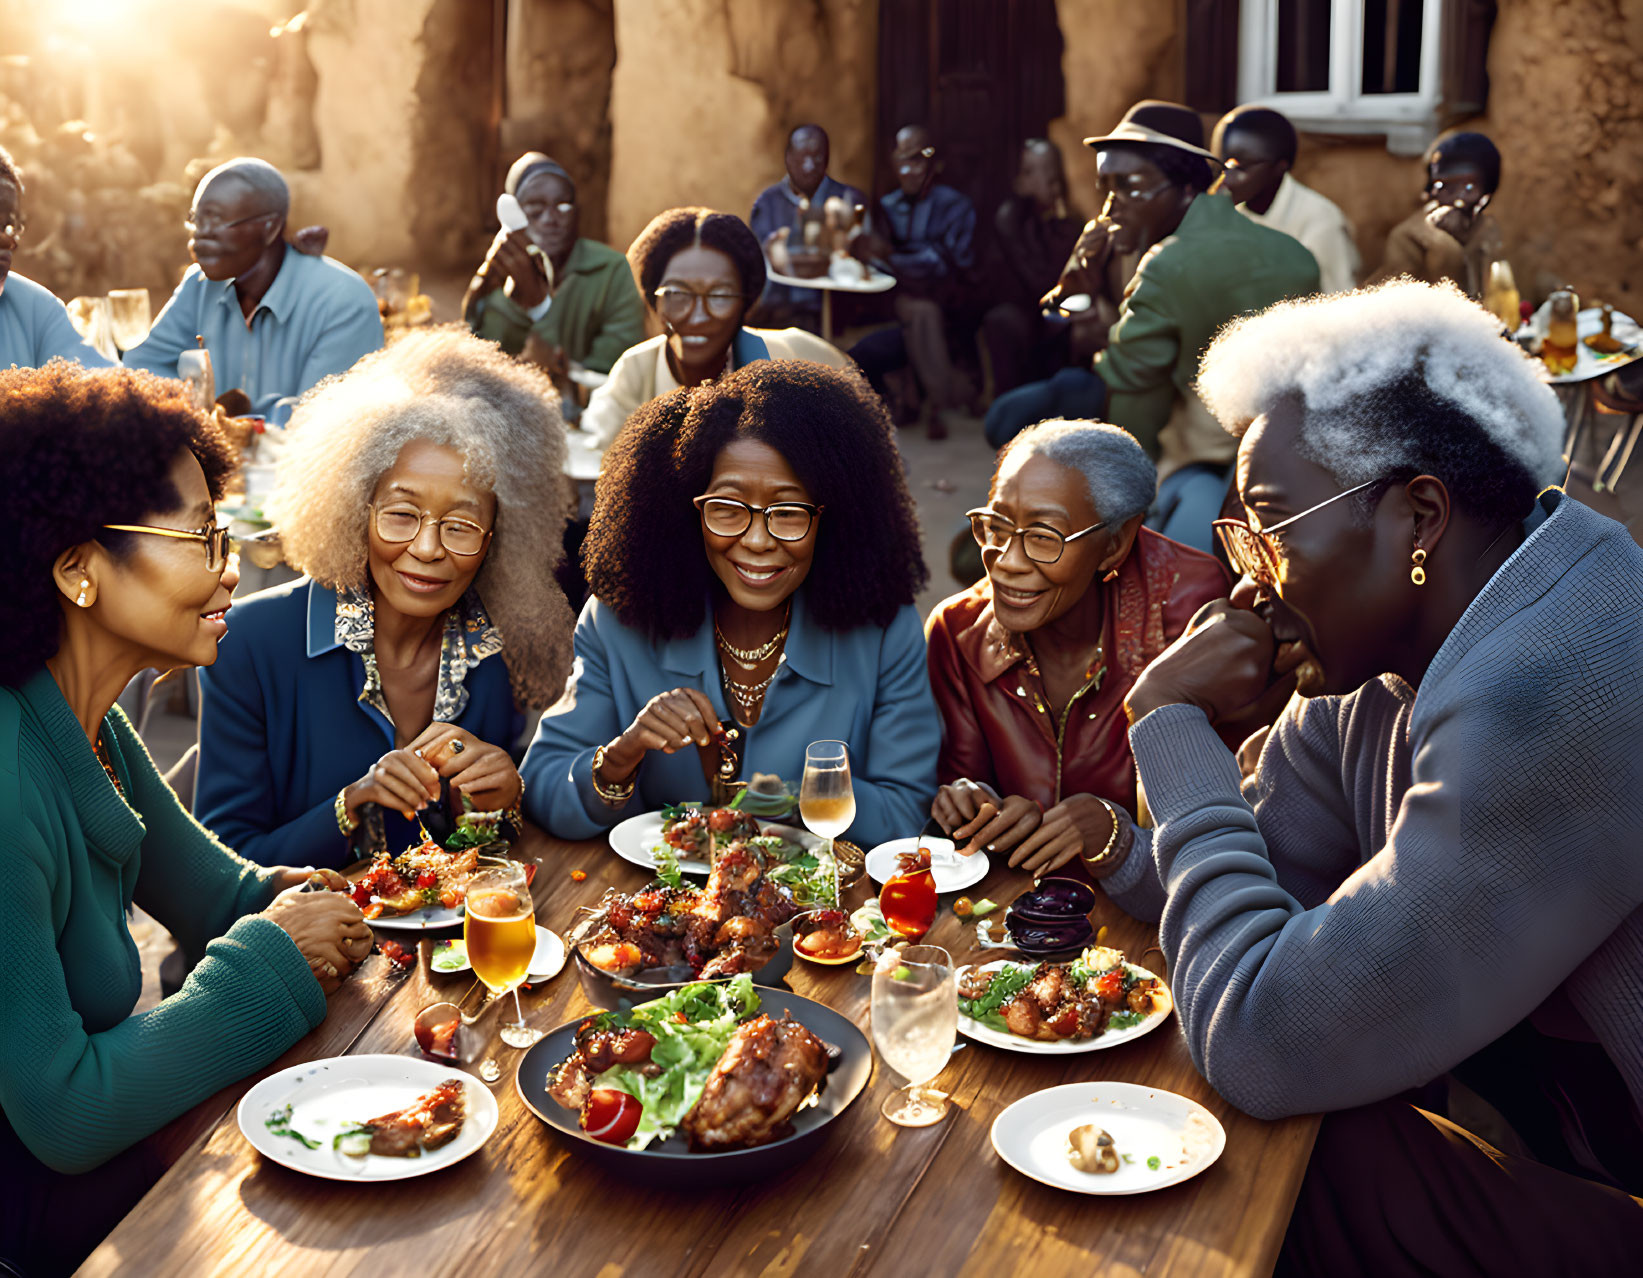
[
  {"x1": 76, "y1": 578, "x2": 90, "y2": 607},
  {"x1": 1410, "y1": 547, "x2": 1428, "y2": 586}
]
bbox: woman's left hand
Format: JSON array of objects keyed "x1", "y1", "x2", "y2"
[
  {"x1": 1007, "y1": 794, "x2": 1113, "y2": 879},
  {"x1": 407, "y1": 723, "x2": 523, "y2": 812}
]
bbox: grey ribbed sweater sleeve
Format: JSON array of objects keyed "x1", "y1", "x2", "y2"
[{"x1": 1128, "y1": 684, "x2": 1643, "y2": 1121}]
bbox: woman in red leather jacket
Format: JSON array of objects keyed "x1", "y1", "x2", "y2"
[{"x1": 926, "y1": 420, "x2": 1227, "y2": 878}]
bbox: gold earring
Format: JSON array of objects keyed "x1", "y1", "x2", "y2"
[
  {"x1": 76, "y1": 578, "x2": 90, "y2": 607},
  {"x1": 1410, "y1": 547, "x2": 1427, "y2": 586},
  {"x1": 1102, "y1": 568, "x2": 1119, "y2": 583}
]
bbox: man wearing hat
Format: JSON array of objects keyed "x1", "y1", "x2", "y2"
[
  {"x1": 464, "y1": 152, "x2": 646, "y2": 399},
  {"x1": 984, "y1": 101, "x2": 1319, "y2": 551},
  {"x1": 124, "y1": 156, "x2": 383, "y2": 427}
]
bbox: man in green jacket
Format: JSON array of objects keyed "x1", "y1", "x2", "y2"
[
  {"x1": 463, "y1": 153, "x2": 646, "y2": 416},
  {"x1": 984, "y1": 102, "x2": 1320, "y2": 551}
]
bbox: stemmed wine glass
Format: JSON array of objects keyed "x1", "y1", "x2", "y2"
[
  {"x1": 870, "y1": 944, "x2": 957, "y2": 1127},
  {"x1": 799, "y1": 740, "x2": 855, "y2": 865},
  {"x1": 107, "y1": 288, "x2": 152, "y2": 352},
  {"x1": 463, "y1": 861, "x2": 542, "y2": 1051}
]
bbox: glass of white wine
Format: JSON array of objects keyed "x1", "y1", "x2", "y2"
[
  {"x1": 464, "y1": 861, "x2": 542, "y2": 1050},
  {"x1": 107, "y1": 288, "x2": 152, "y2": 352},
  {"x1": 870, "y1": 944, "x2": 957, "y2": 1127},
  {"x1": 799, "y1": 740, "x2": 855, "y2": 867}
]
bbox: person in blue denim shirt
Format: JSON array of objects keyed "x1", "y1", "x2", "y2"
[
  {"x1": 523, "y1": 359, "x2": 939, "y2": 847},
  {"x1": 124, "y1": 157, "x2": 383, "y2": 426}
]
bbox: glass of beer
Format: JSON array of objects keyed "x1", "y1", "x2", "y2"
[
  {"x1": 464, "y1": 861, "x2": 542, "y2": 1048},
  {"x1": 800, "y1": 740, "x2": 855, "y2": 867}
]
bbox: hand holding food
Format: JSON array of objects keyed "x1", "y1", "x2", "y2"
[
  {"x1": 345, "y1": 747, "x2": 441, "y2": 823},
  {"x1": 601, "y1": 687, "x2": 724, "y2": 784},
  {"x1": 262, "y1": 887, "x2": 371, "y2": 992},
  {"x1": 407, "y1": 722, "x2": 522, "y2": 812}
]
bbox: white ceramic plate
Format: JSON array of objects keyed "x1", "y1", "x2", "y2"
[
  {"x1": 607, "y1": 809, "x2": 820, "y2": 876},
  {"x1": 991, "y1": 1082, "x2": 1225, "y2": 1195},
  {"x1": 238, "y1": 1054, "x2": 500, "y2": 1181},
  {"x1": 1526, "y1": 305, "x2": 1643, "y2": 384},
  {"x1": 866, "y1": 837, "x2": 989, "y2": 893},
  {"x1": 765, "y1": 267, "x2": 897, "y2": 294},
  {"x1": 369, "y1": 902, "x2": 465, "y2": 932},
  {"x1": 956, "y1": 959, "x2": 1172, "y2": 1055},
  {"x1": 429, "y1": 926, "x2": 564, "y2": 981}
]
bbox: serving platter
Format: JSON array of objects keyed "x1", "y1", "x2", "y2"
[{"x1": 956, "y1": 959, "x2": 1172, "y2": 1055}]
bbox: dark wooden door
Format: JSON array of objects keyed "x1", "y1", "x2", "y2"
[{"x1": 875, "y1": 0, "x2": 1065, "y2": 226}]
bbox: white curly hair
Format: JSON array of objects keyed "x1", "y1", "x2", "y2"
[
  {"x1": 268, "y1": 326, "x2": 575, "y2": 709},
  {"x1": 1196, "y1": 279, "x2": 1566, "y2": 491}
]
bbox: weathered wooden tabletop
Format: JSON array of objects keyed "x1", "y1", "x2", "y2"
[{"x1": 82, "y1": 825, "x2": 1317, "y2": 1278}]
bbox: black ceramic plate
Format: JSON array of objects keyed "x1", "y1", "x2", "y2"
[{"x1": 515, "y1": 987, "x2": 871, "y2": 1185}]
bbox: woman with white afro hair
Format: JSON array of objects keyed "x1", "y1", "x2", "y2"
[
  {"x1": 195, "y1": 327, "x2": 576, "y2": 868},
  {"x1": 1090, "y1": 279, "x2": 1643, "y2": 1272}
]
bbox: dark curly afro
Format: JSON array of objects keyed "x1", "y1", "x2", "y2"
[
  {"x1": 626, "y1": 206, "x2": 767, "y2": 312},
  {"x1": 2, "y1": 361, "x2": 236, "y2": 687},
  {"x1": 585, "y1": 360, "x2": 928, "y2": 642}
]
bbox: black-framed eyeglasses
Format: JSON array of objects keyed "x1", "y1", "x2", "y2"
[
  {"x1": 185, "y1": 210, "x2": 277, "y2": 237},
  {"x1": 103, "y1": 520, "x2": 234, "y2": 571},
  {"x1": 370, "y1": 503, "x2": 492, "y2": 556},
  {"x1": 654, "y1": 285, "x2": 744, "y2": 322},
  {"x1": 966, "y1": 508, "x2": 1106, "y2": 565},
  {"x1": 1211, "y1": 478, "x2": 1384, "y2": 588},
  {"x1": 694, "y1": 495, "x2": 823, "y2": 542}
]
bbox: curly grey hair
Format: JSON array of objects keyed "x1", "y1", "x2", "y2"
[
  {"x1": 1197, "y1": 280, "x2": 1565, "y2": 503},
  {"x1": 995, "y1": 419, "x2": 1158, "y2": 525},
  {"x1": 269, "y1": 326, "x2": 575, "y2": 709}
]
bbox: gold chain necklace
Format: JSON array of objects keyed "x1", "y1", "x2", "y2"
[
  {"x1": 714, "y1": 604, "x2": 791, "y2": 671},
  {"x1": 720, "y1": 660, "x2": 778, "y2": 724}
]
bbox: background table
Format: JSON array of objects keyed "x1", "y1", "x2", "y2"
[
  {"x1": 765, "y1": 267, "x2": 896, "y2": 342},
  {"x1": 83, "y1": 826, "x2": 1318, "y2": 1277}
]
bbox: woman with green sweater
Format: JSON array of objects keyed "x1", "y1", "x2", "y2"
[{"x1": 0, "y1": 363, "x2": 370, "y2": 1277}]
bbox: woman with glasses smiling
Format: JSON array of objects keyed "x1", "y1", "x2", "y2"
[
  {"x1": 194, "y1": 329, "x2": 575, "y2": 869},
  {"x1": 0, "y1": 364, "x2": 372, "y2": 1275},
  {"x1": 925, "y1": 421, "x2": 1226, "y2": 878},
  {"x1": 579, "y1": 207, "x2": 852, "y2": 459},
  {"x1": 524, "y1": 360, "x2": 938, "y2": 846}
]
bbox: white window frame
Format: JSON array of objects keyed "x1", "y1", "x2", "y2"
[{"x1": 1237, "y1": 0, "x2": 1445, "y2": 155}]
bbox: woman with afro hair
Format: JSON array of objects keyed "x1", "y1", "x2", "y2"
[
  {"x1": 576, "y1": 206, "x2": 853, "y2": 462},
  {"x1": 523, "y1": 359, "x2": 939, "y2": 845},
  {"x1": 0, "y1": 363, "x2": 370, "y2": 1275}
]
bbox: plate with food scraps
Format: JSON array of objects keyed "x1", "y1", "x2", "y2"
[
  {"x1": 515, "y1": 976, "x2": 871, "y2": 1186},
  {"x1": 430, "y1": 926, "x2": 565, "y2": 980},
  {"x1": 238, "y1": 1054, "x2": 500, "y2": 1181},
  {"x1": 608, "y1": 807, "x2": 822, "y2": 877},
  {"x1": 865, "y1": 837, "x2": 989, "y2": 893},
  {"x1": 990, "y1": 1081, "x2": 1225, "y2": 1195},
  {"x1": 955, "y1": 953, "x2": 1172, "y2": 1055}
]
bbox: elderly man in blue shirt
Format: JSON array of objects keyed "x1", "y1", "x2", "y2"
[
  {"x1": 0, "y1": 147, "x2": 114, "y2": 370},
  {"x1": 748, "y1": 124, "x2": 868, "y2": 333},
  {"x1": 124, "y1": 157, "x2": 382, "y2": 425}
]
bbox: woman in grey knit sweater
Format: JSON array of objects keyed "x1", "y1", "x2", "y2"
[{"x1": 1088, "y1": 280, "x2": 1643, "y2": 1274}]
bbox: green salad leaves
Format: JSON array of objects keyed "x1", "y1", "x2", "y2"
[
  {"x1": 956, "y1": 962, "x2": 1038, "y2": 1033},
  {"x1": 590, "y1": 974, "x2": 761, "y2": 1149},
  {"x1": 265, "y1": 1103, "x2": 321, "y2": 1149}
]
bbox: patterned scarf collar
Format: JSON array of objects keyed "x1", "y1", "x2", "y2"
[{"x1": 334, "y1": 584, "x2": 504, "y2": 725}]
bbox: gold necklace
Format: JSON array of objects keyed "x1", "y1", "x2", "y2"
[
  {"x1": 714, "y1": 605, "x2": 791, "y2": 671},
  {"x1": 720, "y1": 661, "x2": 777, "y2": 724}
]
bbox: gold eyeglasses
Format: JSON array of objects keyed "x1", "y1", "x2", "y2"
[
  {"x1": 654, "y1": 285, "x2": 744, "y2": 322},
  {"x1": 371, "y1": 503, "x2": 492, "y2": 556},
  {"x1": 1212, "y1": 478, "x2": 1383, "y2": 588},
  {"x1": 102, "y1": 521, "x2": 234, "y2": 571},
  {"x1": 966, "y1": 508, "x2": 1106, "y2": 565}
]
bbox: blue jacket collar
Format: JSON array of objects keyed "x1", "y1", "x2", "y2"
[
  {"x1": 733, "y1": 327, "x2": 770, "y2": 367},
  {"x1": 305, "y1": 579, "x2": 344, "y2": 657},
  {"x1": 656, "y1": 589, "x2": 832, "y2": 687}
]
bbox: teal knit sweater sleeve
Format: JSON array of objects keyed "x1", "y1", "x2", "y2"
[{"x1": 0, "y1": 699, "x2": 327, "y2": 1174}]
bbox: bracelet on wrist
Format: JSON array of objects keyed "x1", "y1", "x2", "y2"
[
  {"x1": 1082, "y1": 799, "x2": 1128, "y2": 872},
  {"x1": 335, "y1": 787, "x2": 359, "y2": 837},
  {"x1": 591, "y1": 744, "x2": 636, "y2": 808}
]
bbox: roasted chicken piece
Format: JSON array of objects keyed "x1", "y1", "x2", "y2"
[
  {"x1": 680, "y1": 1014, "x2": 829, "y2": 1151},
  {"x1": 355, "y1": 1079, "x2": 467, "y2": 1157}
]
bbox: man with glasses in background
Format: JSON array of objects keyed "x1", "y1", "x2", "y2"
[
  {"x1": 124, "y1": 156, "x2": 382, "y2": 426},
  {"x1": 983, "y1": 101, "x2": 1320, "y2": 553},
  {"x1": 0, "y1": 144, "x2": 114, "y2": 369},
  {"x1": 464, "y1": 152, "x2": 645, "y2": 416}
]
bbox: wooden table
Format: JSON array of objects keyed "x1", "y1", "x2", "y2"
[{"x1": 83, "y1": 828, "x2": 1318, "y2": 1277}]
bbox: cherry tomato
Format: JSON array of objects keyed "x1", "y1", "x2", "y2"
[
  {"x1": 379, "y1": 940, "x2": 414, "y2": 968},
  {"x1": 581, "y1": 1088, "x2": 642, "y2": 1145},
  {"x1": 707, "y1": 809, "x2": 740, "y2": 832},
  {"x1": 1096, "y1": 970, "x2": 1124, "y2": 1001},
  {"x1": 570, "y1": 869, "x2": 588, "y2": 882},
  {"x1": 416, "y1": 870, "x2": 438, "y2": 889},
  {"x1": 350, "y1": 881, "x2": 372, "y2": 909},
  {"x1": 953, "y1": 896, "x2": 975, "y2": 917}
]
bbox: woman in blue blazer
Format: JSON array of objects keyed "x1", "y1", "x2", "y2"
[
  {"x1": 197, "y1": 330, "x2": 575, "y2": 867},
  {"x1": 522, "y1": 360, "x2": 940, "y2": 847}
]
